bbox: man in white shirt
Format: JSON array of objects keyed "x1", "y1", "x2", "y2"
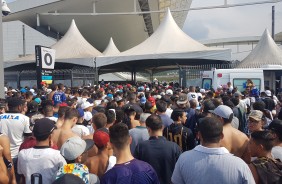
[
  {"x1": 172, "y1": 117, "x2": 255, "y2": 184},
  {"x1": 0, "y1": 97, "x2": 32, "y2": 159},
  {"x1": 0, "y1": 97, "x2": 32, "y2": 183},
  {"x1": 17, "y1": 118, "x2": 66, "y2": 184}
]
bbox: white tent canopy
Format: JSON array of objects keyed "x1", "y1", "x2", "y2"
[
  {"x1": 103, "y1": 37, "x2": 120, "y2": 56},
  {"x1": 96, "y1": 8, "x2": 231, "y2": 68},
  {"x1": 5, "y1": 19, "x2": 102, "y2": 68},
  {"x1": 237, "y1": 29, "x2": 282, "y2": 68}
]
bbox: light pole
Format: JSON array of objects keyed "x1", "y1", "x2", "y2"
[{"x1": 0, "y1": 0, "x2": 10, "y2": 98}]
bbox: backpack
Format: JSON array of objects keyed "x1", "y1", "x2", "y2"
[{"x1": 252, "y1": 157, "x2": 282, "y2": 184}]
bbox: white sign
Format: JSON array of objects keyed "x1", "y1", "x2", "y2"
[{"x1": 41, "y1": 47, "x2": 56, "y2": 69}]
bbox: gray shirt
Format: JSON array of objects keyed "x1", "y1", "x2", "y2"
[
  {"x1": 172, "y1": 145, "x2": 255, "y2": 184},
  {"x1": 129, "y1": 126, "x2": 149, "y2": 154}
]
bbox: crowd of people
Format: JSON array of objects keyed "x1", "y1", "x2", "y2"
[{"x1": 0, "y1": 81, "x2": 282, "y2": 184}]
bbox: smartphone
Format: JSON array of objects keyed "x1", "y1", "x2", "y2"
[{"x1": 31, "y1": 173, "x2": 42, "y2": 184}]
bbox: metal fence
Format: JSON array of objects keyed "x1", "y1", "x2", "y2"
[{"x1": 183, "y1": 63, "x2": 239, "y2": 80}]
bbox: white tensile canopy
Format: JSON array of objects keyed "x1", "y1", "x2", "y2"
[
  {"x1": 237, "y1": 29, "x2": 282, "y2": 68},
  {"x1": 5, "y1": 19, "x2": 102, "y2": 68},
  {"x1": 96, "y1": 8, "x2": 231, "y2": 68},
  {"x1": 103, "y1": 37, "x2": 120, "y2": 56}
]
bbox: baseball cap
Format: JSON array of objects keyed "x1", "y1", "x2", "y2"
[
  {"x1": 265, "y1": 90, "x2": 272, "y2": 97},
  {"x1": 115, "y1": 96, "x2": 123, "y2": 102},
  {"x1": 148, "y1": 97, "x2": 156, "y2": 106},
  {"x1": 7, "y1": 97, "x2": 25, "y2": 108},
  {"x1": 81, "y1": 101, "x2": 93, "y2": 110},
  {"x1": 77, "y1": 108, "x2": 84, "y2": 118},
  {"x1": 33, "y1": 118, "x2": 56, "y2": 139},
  {"x1": 28, "y1": 101, "x2": 39, "y2": 112},
  {"x1": 166, "y1": 89, "x2": 173, "y2": 95},
  {"x1": 200, "y1": 89, "x2": 206, "y2": 93},
  {"x1": 140, "y1": 97, "x2": 146, "y2": 104},
  {"x1": 268, "y1": 119, "x2": 282, "y2": 134},
  {"x1": 177, "y1": 93, "x2": 188, "y2": 105},
  {"x1": 107, "y1": 94, "x2": 113, "y2": 99},
  {"x1": 60, "y1": 137, "x2": 94, "y2": 161},
  {"x1": 209, "y1": 105, "x2": 233, "y2": 120},
  {"x1": 249, "y1": 110, "x2": 263, "y2": 121},
  {"x1": 54, "y1": 172, "x2": 86, "y2": 184},
  {"x1": 84, "y1": 111, "x2": 93, "y2": 121},
  {"x1": 20, "y1": 88, "x2": 27, "y2": 93},
  {"x1": 93, "y1": 129, "x2": 110, "y2": 149}
]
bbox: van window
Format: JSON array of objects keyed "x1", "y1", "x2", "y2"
[
  {"x1": 202, "y1": 78, "x2": 212, "y2": 90},
  {"x1": 233, "y1": 79, "x2": 261, "y2": 92}
]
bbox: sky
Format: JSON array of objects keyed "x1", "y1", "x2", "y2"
[{"x1": 183, "y1": 0, "x2": 282, "y2": 60}]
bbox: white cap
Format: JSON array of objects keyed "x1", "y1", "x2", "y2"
[
  {"x1": 166, "y1": 89, "x2": 173, "y2": 95},
  {"x1": 265, "y1": 90, "x2": 272, "y2": 97},
  {"x1": 210, "y1": 105, "x2": 233, "y2": 119},
  {"x1": 4, "y1": 87, "x2": 7, "y2": 92},
  {"x1": 200, "y1": 89, "x2": 205, "y2": 93},
  {"x1": 84, "y1": 111, "x2": 93, "y2": 121},
  {"x1": 81, "y1": 102, "x2": 93, "y2": 109},
  {"x1": 30, "y1": 89, "x2": 35, "y2": 93}
]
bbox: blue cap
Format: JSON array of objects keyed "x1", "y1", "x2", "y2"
[
  {"x1": 140, "y1": 97, "x2": 146, "y2": 104},
  {"x1": 77, "y1": 108, "x2": 84, "y2": 118},
  {"x1": 20, "y1": 88, "x2": 27, "y2": 93},
  {"x1": 107, "y1": 94, "x2": 113, "y2": 99},
  {"x1": 34, "y1": 98, "x2": 41, "y2": 104}
]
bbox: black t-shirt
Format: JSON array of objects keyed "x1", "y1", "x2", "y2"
[
  {"x1": 134, "y1": 136, "x2": 181, "y2": 184},
  {"x1": 164, "y1": 123, "x2": 195, "y2": 152}
]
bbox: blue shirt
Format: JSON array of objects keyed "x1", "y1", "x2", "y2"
[
  {"x1": 158, "y1": 114, "x2": 173, "y2": 128},
  {"x1": 101, "y1": 159, "x2": 159, "y2": 184},
  {"x1": 52, "y1": 91, "x2": 66, "y2": 105},
  {"x1": 172, "y1": 145, "x2": 255, "y2": 184}
]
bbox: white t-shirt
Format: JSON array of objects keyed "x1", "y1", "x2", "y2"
[
  {"x1": 272, "y1": 146, "x2": 282, "y2": 161},
  {"x1": 0, "y1": 113, "x2": 31, "y2": 158},
  {"x1": 105, "y1": 156, "x2": 116, "y2": 172},
  {"x1": 72, "y1": 124, "x2": 90, "y2": 138},
  {"x1": 187, "y1": 92, "x2": 198, "y2": 102},
  {"x1": 18, "y1": 147, "x2": 66, "y2": 184}
]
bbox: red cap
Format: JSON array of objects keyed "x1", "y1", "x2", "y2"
[
  {"x1": 127, "y1": 84, "x2": 131, "y2": 88},
  {"x1": 100, "y1": 88, "x2": 104, "y2": 92},
  {"x1": 93, "y1": 129, "x2": 110, "y2": 149},
  {"x1": 59, "y1": 102, "x2": 68, "y2": 107},
  {"x1": 148, "y1": 97, "x2": 156, "y2": 106}
]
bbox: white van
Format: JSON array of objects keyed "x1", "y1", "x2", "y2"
[{"x1": 201, "y1": 68, "x2": 265, "y2": 92}]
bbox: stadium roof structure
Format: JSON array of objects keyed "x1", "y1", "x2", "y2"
[
  {"x1": 237, "y1": 29, "x2": 282, "y2": 68},
  {"x1": 5, "y1": 19, "x2": 102, "y2": 69},
  {"x1": 96, "y1": 9, "x2": 231, "y2": 72},
  {"x1": 3, "y1": 0, "x2": 192, "y2": 52}
]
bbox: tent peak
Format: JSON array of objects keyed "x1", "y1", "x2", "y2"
[{"x1": 103, "y1": 37, "x2": 120, "y2": 56}]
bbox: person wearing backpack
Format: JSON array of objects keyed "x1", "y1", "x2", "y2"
[{"x1": 248, "y1": 130, "x2": 282, "y2": 184}]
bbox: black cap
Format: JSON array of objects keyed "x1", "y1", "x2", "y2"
[
  {"x1": 7, "y1": 97, "x2": 25, "y2": 108},
  {"x1": 33, "y1": 118, "x2": 56, "y2": 138},
  {"x1": 269, "y1": 119, "x2": 282, "y2": 135},
  {"x1": 52, "y1": 174, "x2": 85, "y2": 184},
  {"x1": 28, "y1": 101, "x2": 39, "y2": 113}
]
